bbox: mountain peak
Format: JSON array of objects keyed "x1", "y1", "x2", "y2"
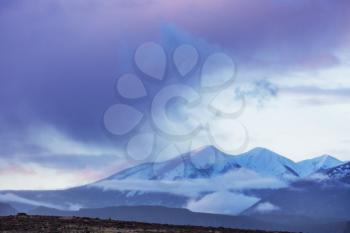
[
  {"x1": 248, "y1": 147, "x2": 274, "y2": 154},
  {"x1": 297, "y1": 155, "x2": 343, "y2": 177},
  {"x1": 99, "y1": 146, "x2": 343, "y2": 183},
  {"x1": 317, "y1": 154, "x2": 340, "y2": 162},
  {"x1": 234, "y1": 147, "x2": 299, "y2": 178},
  {"x1": 104, "y1": 145, "x2": 239, "y2": 181},
  {"x1": 190, "y1": 145, "x2": 220, "y2": 156},
  {"x1": 242, "y1": 147, "x2": 285, "y2": 160}
]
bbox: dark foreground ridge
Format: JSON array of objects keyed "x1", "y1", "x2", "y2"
[{"x1": 0, "y1": 214, "x2": 291, "y2": 233}]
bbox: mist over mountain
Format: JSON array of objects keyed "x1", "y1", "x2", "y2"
[{"x1": 0, "y1": 146, "x2": 347, "y2": 208}]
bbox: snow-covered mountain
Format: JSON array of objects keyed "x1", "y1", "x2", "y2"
[
  {"x1": 104, "y1": 146, "x2": 241, "y2": 181},
  {"x1": 0, "y1": 146, "x2": 346, "y2": 219},
  {"x1": 102, "y1": 146, "x2": 343, "y2": 182},
  {"x1": 233, "y1": 147, "x2": 300, "y2": 179},
  {"x1": 296, "y1": 155, "x2": 343, "y2": 177}
]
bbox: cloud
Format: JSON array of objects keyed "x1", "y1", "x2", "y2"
[
  {"x1": 254, "y1": 202, "x2": 279, "y2": 213},
  {"x1": 1, "y1": 0, "x2": 350, "y2": 188},
  {"x1": 0, "y1": 125, "x2": 132, "y2": 189},
  {"x1": 1, "y1": 0, "x2": 349, "y2": 143},
  {"x1": 22, "y1": 126, "x2": 120, "y2": 157},
  {"x1": 91, "y1": 168, "x2": 287, "y2": 197},
  {"x1": 272, "y1": 61, "x2": 350, "y2": 106},
  {"x1": 236, "y1": 79, "x2": 279, "y2": 107},
  {"x1": 283, "y1": 86, "x2": 350, "y2": 99},
  {"x1": 0, "y1": 192, "x2": 81, "y2": 210},
  {"x1": 0, "y1": 193, "x2": 61, "y2": 209},
  {"x1": 303, "y1": 173, "x2": 330, "y2": 181},
  {"x1": 187, "y1": 191, "x2": 260, "y2": 215},
  {"x1": 0, "y1": 157, "x2": 130, "y2": 190}
]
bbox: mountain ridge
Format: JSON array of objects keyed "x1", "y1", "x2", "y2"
[
  {"x1": 100, "y1": 146, "x2": 344, "y2": 183},
  {"x1": 326, "y1": 161, "x2": 350, "y2": 183},
  {"x1": 296, "y1": 154, "x2": 343, "y2": 177}
]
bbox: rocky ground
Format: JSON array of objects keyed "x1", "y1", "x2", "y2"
[{"x1": 0, "y1": 214, "x2": 291, "y2": 233}]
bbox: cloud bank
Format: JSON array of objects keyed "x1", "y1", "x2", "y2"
[
  {"x1": 91, "y1": 168, "x2": 287, "y2": 198},
  {"x1": 187, "y1": 191, "x2": 259, "y2": 215}
]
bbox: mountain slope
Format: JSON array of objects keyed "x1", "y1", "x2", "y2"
[
  {"x1": 326, "y1": 162, "x2": 350, "y2": 183},
  {"x1": 0, "y1": 202, "x2": 17, "y2": 216},
  {"x1": 233, "y1": 147, "x2": 299, "y2": 179},
  {"x1": 105, "y1": 146, "x2": 241, "y2": 181},
  {"x1": 103, "y1": 147, "x2": 311, "y2": 182},
  {"x1": 297, "y1": 155, "x2": 343, "y2": 177},
  {"x1": 243, "y1": 180, "x2": 350, "y2": 219},
  {"x1": 99, "y1": 147, "x2": 346, "y2": 183}
]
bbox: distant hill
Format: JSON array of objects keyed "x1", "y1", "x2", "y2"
[
  {"x1": 28, "y1": 205, "x2": 349, "y2": 233},
  {"x1": 0, "y1": 202, "x2": 17, "y2": 216},
  {"x1": 30, "y1": 205, "x2": 273, "y2": 231}
]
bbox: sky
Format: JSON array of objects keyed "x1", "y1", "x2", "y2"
[{"x1": 0, "y1": 0, "x2": 350, "y2": 189}]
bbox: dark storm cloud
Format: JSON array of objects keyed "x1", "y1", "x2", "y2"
[
  {"x1": 0, "y1": 0, "x2": 162, "y2": 144},
  {"x1": 172, "y1": 0, "x2": 350, "y2": 67},
  {"x1": 0, "y1": 0, "x2": 349, "y2": 169}
]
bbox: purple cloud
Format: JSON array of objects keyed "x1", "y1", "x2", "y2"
[{"x1": 1, "y1": 0, "x2": 349, "y2": 187}]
